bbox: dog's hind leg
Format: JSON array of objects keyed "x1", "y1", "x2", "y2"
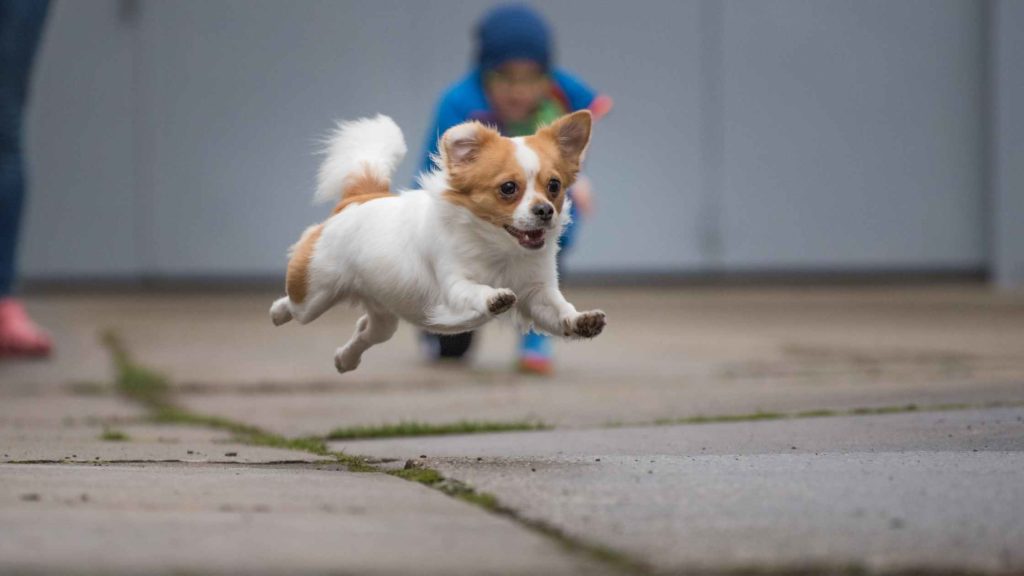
[
  {"x1": 271, "y1": 290, "x2": 335, "y2": 327},
  {"x1": 270, "y1": 297, "x2": 294, "y2": 326},
  {"x1": 334, "y1": 310, "x2": 399, "y2": 374}
]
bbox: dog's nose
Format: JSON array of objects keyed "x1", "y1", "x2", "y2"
[{"x1": 532, "y1": 203, "x2": 554, "y2": 222}]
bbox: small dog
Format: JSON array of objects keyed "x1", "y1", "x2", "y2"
[{"x1": 270, "y1": 110, "x2": 606, "y2": 373}]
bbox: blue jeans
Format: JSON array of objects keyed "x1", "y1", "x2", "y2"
[{"x1": 0, "y1": 0, "x2": 49, "y2": 296}]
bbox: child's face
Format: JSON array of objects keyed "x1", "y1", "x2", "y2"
[{"x1": 484, "y1": 60, "x2": 549, "y2": 124}]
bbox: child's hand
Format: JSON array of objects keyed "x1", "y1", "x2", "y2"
[{"x1": 572, "y1": 175, "x2": 595, "y2": 217}]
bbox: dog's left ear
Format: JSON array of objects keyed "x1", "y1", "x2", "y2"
[{"x1": 538, "y1": 110, "x2": 592, "y2": 166}]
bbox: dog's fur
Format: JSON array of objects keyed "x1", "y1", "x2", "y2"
[{"x1": 270, "y1": 111, "x2": 605, "y2": 373}]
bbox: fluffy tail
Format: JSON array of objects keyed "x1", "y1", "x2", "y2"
[{"x1": 315, "y1": 114, "x2": 407, "y2": 209}]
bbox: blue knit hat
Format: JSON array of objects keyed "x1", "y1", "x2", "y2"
[{"x1": 476, "y1": 4, "x2": 552, "y2": 72}]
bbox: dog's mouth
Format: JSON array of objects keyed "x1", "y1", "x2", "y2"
[{"x1": 504, "y1": 225, "x2": 546, "y2": 249}]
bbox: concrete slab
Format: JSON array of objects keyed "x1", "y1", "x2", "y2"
[
  {"x1": 0, "y1": 296, "x2": 114, "y2": 392},
  {"x1": 0, "y1": 424, "x2": 330, "y2": 464},
  {"x1": 0, "y1": 394, "x2": 144, "y2": 429},
  {"x1": 342, "y1": 408, "x2": 1024, "y2": 574},
  {"x1": 16, "y1": 286, "x2": 1024, "y2": 389},
  {"x1": 0, "y1": 463, "x2": 611, "y2": 576},
  {"x1": 336, "y1": 406, "x2": 1024, "y2": 459},
  {"x1": 185, "y1": 374, "x2": 1024, "y2": 437},
  {"x1": 10, "y1": 288, "x2": 1024, "y2": 436},
  {"x1": 102, "y1": 285, "x2": 1021, "y2": 436}
]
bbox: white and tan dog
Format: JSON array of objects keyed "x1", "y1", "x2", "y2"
[{"x1": 270, "y1": 110, "x2": 605, "y2": 373}]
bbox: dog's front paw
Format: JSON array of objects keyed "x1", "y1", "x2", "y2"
[
  {"x1": 487, "y1": 289, "x2": 517, "y2": 316},
  {"x1": 563, "y1": 310, "x2": 606, "y2": 339}
]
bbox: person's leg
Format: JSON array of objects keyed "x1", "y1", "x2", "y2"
[
  {"x1": 421, "y1": 331, "x2": 475, "y2": 361},
  {"x1": 0, "y1": 0, "x2": 52, "y2": 357},
  {"x1": 518, "y1": 329, "x2": 553, "y2": 373}
]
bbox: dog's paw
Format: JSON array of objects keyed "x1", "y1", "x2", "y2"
[
  {"x1": 563, "y1": 310, "x2": 606, "y2": 339},
  {"x1": 487, "y1": 289, "x2": 517, "y2": 316},
  {"x1": 334, "y1": 346, "x2": 360, "y2": 374},
  {"x1": 270, "y1": 299, "x2": 293, "y2": 326}
]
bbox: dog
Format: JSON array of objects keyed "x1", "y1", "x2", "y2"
[{"x1": 270, "y1": 110, "x2": 606, "y2": 373}]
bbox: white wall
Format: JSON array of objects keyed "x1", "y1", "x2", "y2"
[
  {"x1": 718, "y1": 0, "x2": 987, "y2": 270},
  {"x1": 23, "y1": 0, "x2": 137, "y2": 277},
  {"x1": 994, "y1": 0, "x2": 1024, "y2": 288},
  {"x1": 21, "y1": 0, "x2": 992, "y2": 281}
]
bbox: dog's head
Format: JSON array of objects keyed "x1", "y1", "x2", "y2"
[{"x1": 439, "y1": 111, "x2": 591, "y2": 250}]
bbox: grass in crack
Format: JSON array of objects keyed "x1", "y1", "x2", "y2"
[
  {"x1": 101, "y1": 330, "x2": 173, "y2": 410},
  {"x1": 849, "y1": 404, "x2": 919, "y2": 416},
  {"x1": 326, "y1": 420, "x2": 549, "y2": 441},
  {"x1": 655, "y1": 412, "x2": 786, "y2": 426},
  {"x1": 389, "y1": 467, "x2": 499, "y2": 512},
  {"x1": 99, "y1": 428, "x2": 130, "y2": 442},
  {"x1": 795, "y1": 409, "x2": 838, "y2": 418},
  {"x1": 150, "y1": 406, "x2": 376, "y2": 471},
  {"x1": 652, "y1": 402, "x2": 1014, "y2": 429},
  {"x1": 391, "y1": 462, "x2": 650, "y2": 573}
]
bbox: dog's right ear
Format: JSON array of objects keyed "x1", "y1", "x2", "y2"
[{"x1": 440, "y1": 121, "x2": 498, "y2": 172}]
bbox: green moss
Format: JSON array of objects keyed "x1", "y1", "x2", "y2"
[
  {"x1": 101, "y1": 330, "x2": 173, "y2": 410},
  {"x1": 152, "y1": 406, "x2": 262, "y2": 437},
  {"x1": 100, "y1": 329, "x2": 374, "y2": 472},
  {"x1": 99, "y1": 428, "x2": 130, "y2": 442},
  {"x1": 150, "y1": 407, "x2": 375, "y2": 471},
  {"x1": 389, "y1": 467, "x2": 444, "y2": 485},
  {"x1": 456, "y1": 490, "x2": 499, "y2": 510},
  {"x1": 326, "y1": 420, "x2": 548, "y2": 441},
  {"x1": 849, "y1": 404, "x2": 918, "y2": 416},
  {"x1": 651, "y1": 401, "x2": 1021, "y2": 430},
  {"x1": 658, "y1": 412, "x2": 787, "y2": 426},
  {"x1": 795, "y1": 409, "x2": 838, "y2": 418}
]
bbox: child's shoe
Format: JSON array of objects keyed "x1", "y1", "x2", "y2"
[
  {"x1": 0, "y1": 298, "x2": 52, "y2": 359},
  {"x1": 518, "y1": 330, "x2": 553, "y2": 375}
]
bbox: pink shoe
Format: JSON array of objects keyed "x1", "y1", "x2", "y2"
[{"x1": 0, "y1": 298, "x2": 52, "y2": 359}]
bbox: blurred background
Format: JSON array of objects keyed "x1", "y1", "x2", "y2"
[{"x1": 17, "y1": 0, "x2": 1024, "y2": 289}]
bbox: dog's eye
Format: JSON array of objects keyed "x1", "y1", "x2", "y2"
[
  {"x1": 499, "y1": 181, "x2": 518, "y2": 198},
  {"x1": 547, "y1": 178, "x2": 562, "y2": 197}
]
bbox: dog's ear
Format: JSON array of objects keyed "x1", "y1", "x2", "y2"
[
  {"x1": 537, "y1": 110, "x2": 592, "y2": 166},
  {"x1": 441, "y1": 121, "x2": 499, "y2": 171}
]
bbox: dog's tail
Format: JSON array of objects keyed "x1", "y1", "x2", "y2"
[{"x1": 315, "y1": 114, "x2": 407, "y2": 212}]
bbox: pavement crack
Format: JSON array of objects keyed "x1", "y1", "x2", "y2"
[
  {"x1": 95, "y1": 328, "x2": 654, "y2": 574},
  {"x1": 635, "y1": 400, "x2": 1024, "y2": 429},
  {"x1": 389, "y1": 460, "x2": 656, "y2": 575}
]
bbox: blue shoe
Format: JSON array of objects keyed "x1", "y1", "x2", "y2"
[{"x1": 518, "y1": 331, "x2": 553, "y2": 375}]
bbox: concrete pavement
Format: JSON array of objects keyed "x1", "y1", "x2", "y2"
[
  {"x1": 1, "y1": 463, "x2": 610, "y2": 576},
  {"x1": 342, "y1": 408, "x2": 1024, "y2": 573},
  {"x1": 2, "y1": 285, "x2": 1023, "y2": 574}
]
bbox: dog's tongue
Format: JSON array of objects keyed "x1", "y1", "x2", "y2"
[
  {"x1": 519, "y1": 228, "x2": 545, "y2": 249},
  {"x1": 505, "y1": 225, "x2": 546, "y2": 249}
]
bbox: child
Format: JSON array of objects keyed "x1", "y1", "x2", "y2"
[{"x1": 418, "y1": 3, "x2": 612, "y2": 374}]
